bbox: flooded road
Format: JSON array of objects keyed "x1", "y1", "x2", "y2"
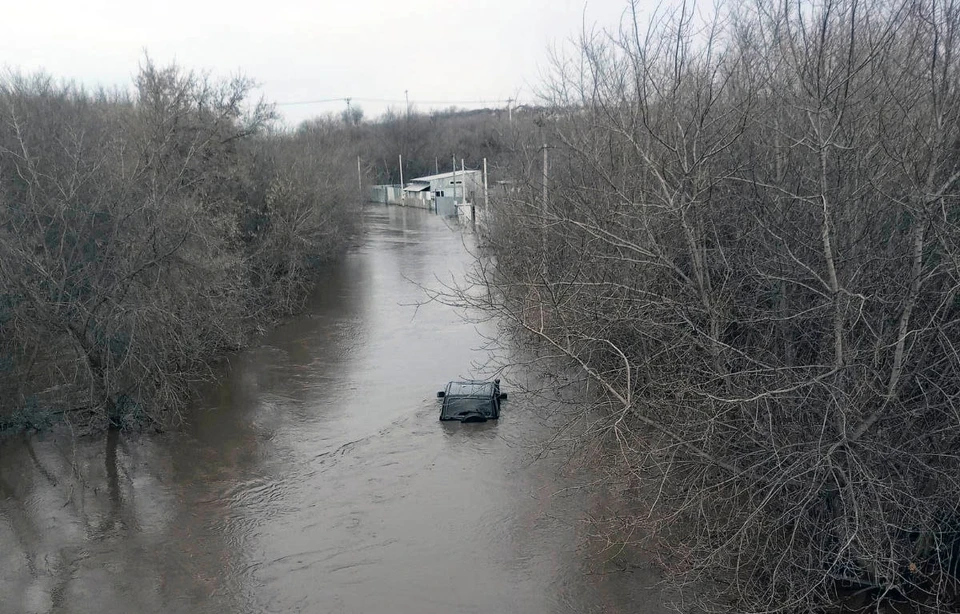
[{"x1": 0, "y1": 206, "x2": 666, "y2": 614}]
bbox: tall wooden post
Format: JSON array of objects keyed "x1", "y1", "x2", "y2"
[
  {"x1": 452, "y1": 156, "x2": 457, "y2": 202},
  {"x1": 542, "y1": 144, "x2": 548, "y2": 271}
]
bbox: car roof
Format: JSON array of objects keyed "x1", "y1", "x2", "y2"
[{"x1": 445, "y1": 381, "x2": 495, "y2": 397}]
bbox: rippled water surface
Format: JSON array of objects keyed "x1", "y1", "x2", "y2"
[{"x1": 0, "y1": 205, "x2": 666, "y2": 614}]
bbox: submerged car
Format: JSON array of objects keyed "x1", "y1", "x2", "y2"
[{"x1": 437, "y1": 379, "x2": 507, "y2": 422}]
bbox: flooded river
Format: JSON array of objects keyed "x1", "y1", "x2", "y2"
[{"x1": 0, "y1": 206, "x2": 666, "y2": 614}]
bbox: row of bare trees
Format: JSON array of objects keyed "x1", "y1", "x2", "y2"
[
  {"x1": 471, "y1": 0, "x2": 960, "y2": 611},
  {"x1": 0, "y1": 59, "x2": 357, "y2": 432}
]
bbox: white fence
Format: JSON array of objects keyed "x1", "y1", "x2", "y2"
[{"x1": 368, "y1": 185, "x2": 403, "y2": 205}]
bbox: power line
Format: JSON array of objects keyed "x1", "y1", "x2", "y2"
[
  {"x1": 276, "y1": 96, "x2": 514, "y2": 107},
  {"x1": 275, "y1": 97, "x2": 348, "y2": 106}
]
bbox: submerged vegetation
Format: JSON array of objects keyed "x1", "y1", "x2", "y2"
[{"x1": 0, "y1": 59, "x2": 358, "y2": 432}]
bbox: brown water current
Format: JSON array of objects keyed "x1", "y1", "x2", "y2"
[{"x1": 0, "y1": 205, "x2": 667, "y2": 614}]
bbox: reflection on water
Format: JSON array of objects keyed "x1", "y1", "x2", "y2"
[{"x1": 0, "y1": 205, "x2": 667, "y2": 614}]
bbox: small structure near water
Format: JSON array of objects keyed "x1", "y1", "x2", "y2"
[
  {"x1": 404, "y1": 170, "x2": 483, "y2": 204},
  {"x1": 368, "y1": 166, "x2": 490, "y2": 230},
  {"x1": 368, "y1": 170, "x2": 482, "y2": 211},
  {"x1": 409, "y1": 169, "x2": 483, "y2": 217}
]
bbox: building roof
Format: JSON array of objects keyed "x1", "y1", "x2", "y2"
[
  {"x1": 403, "y1": 183, "x2": 431, "y2": 192},
  {"x1": 410, "y1": 169, "x2": 481, "y2": 182}
]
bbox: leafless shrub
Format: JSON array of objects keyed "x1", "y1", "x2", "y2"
[
  {"x1": 0, "y1": 59, "x2": 356, "y2": 432},
  {"x1": 457, "y1": 0, "x2": 960, "y2": 611}
]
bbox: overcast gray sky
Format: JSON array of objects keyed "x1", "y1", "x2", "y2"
[{"x1": 1, "y1": 0, "x2": 633, "y2": 126}]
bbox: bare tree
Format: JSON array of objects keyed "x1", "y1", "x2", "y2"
[
  {"x1": 0, "y1": 58, "x2": 356, "y2": 432},
  {"x1": 460, "y1": 0, "x2": 960, "y2": 611}
]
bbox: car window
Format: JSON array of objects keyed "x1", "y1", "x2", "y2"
[
  {"x1": 447, "y1": 382, "x2": 493, "y2": 397},
  {"x1": 441, "y1": 397, "x2": 494, "y2": 419}
]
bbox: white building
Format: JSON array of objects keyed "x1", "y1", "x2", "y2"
[{"x1": 404, "y1": 170, "x2": 484, "y2": 205}]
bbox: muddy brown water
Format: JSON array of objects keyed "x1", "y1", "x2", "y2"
[{"x1": 0, "y1": 205, "x2": 667, "y2": 614}]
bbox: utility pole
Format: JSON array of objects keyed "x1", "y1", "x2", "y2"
[
  {"x1": 483, "y1": 158, "x2": 488, "y2": 210},
  {"x1": 507, "y1": 98, "x2": 513, "y2": 123},
  {"x1": 399, "y1": 153, "x2": 404, "y2": 197},
  {"x1": 405, "y1": 90, "x2": 410, "y2": 117},
  {"x1": 541, "y1": 143, "x2": 548, "y2": 271},
  {"x1": 542, "y1": 144, "x2": 548, "y2": 217},
  {"x1": 452, "y1": 156, "x2": 457, "y2": 203},
  {"x1": 464, "y1": 158, "x2": 474, "y2": 228},
  {"x1": 357, "y1": 156, "x2": 365, "y2": 231}
]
